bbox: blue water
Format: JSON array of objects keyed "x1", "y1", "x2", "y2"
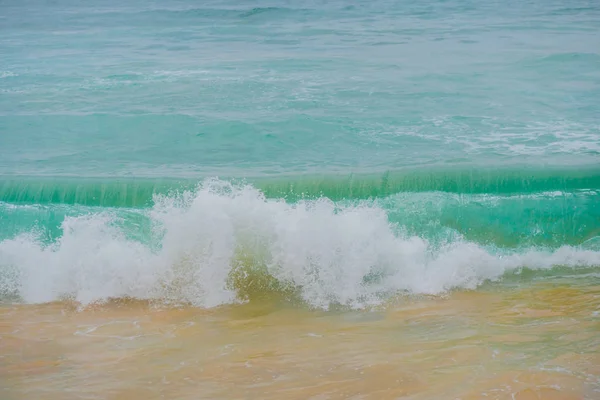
[
  {"x1": 2, "y1": 0, "x2": 599, "y2": 176},
  {"x1": 0, "y1": 0, "x2": 599, "y2": 307}
]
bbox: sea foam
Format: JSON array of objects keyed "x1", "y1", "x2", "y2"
[{"x1": 1, "y1": 180, "x2": 599, "y2": 308}]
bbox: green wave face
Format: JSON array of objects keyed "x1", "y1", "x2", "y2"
[
  {"x1": 2, "y1": 166, "x2": 599, "y2": 206},
  {"x1": 1, "y1": 168, "x2": 600, "y2": 248},
  {"x1": 1, "y1": 167, "x2": 599, "y2": 249}
]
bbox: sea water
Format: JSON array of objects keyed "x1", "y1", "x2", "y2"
[{"x1": 1, "y1": 0, "x2": 599, "y2": 399}]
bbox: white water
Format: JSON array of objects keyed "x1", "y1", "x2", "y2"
[{"x1": 1, "y1": 180, "x2": 599, "y2": 309}]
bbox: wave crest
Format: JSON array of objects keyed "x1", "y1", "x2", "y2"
[{"x1": 1, "y1": 180, "x2": 599, "y2": 308}]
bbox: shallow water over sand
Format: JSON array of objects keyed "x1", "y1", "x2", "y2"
[{"x1": 2, "y1": 283, "x2": 599, "y2": 400}]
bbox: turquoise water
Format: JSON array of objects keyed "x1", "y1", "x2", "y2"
[{"x1": 1, "y1": 0, "x2": 599, "y2": 307}]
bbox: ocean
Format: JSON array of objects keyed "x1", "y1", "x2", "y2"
[{"x1": 1, "y1": 0, "x2": 599, "y2": 399}]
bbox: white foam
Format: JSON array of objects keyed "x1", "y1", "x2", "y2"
[
  {"x1": 0, "y1": 71, "x2": 17, "y2": 79},
  {"x1": 1, "y1": 180, "x2": 599, "y2": 309}
]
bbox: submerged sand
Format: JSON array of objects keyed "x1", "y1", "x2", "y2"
[{"x1": 1, "y1": 283, "x2": 599, "y2": 400}]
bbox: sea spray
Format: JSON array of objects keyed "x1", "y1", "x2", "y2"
[{"x1": 1, "y1": 180, "x2": 598, "y2": 308}]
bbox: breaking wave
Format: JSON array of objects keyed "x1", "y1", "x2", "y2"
[{"x1": 1, "y1": 179, "x2": 599, "y2": 309}]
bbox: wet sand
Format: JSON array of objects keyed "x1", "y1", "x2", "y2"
[{"x1": 2, "y1": 283, "x2": 599, "y2": 400}]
